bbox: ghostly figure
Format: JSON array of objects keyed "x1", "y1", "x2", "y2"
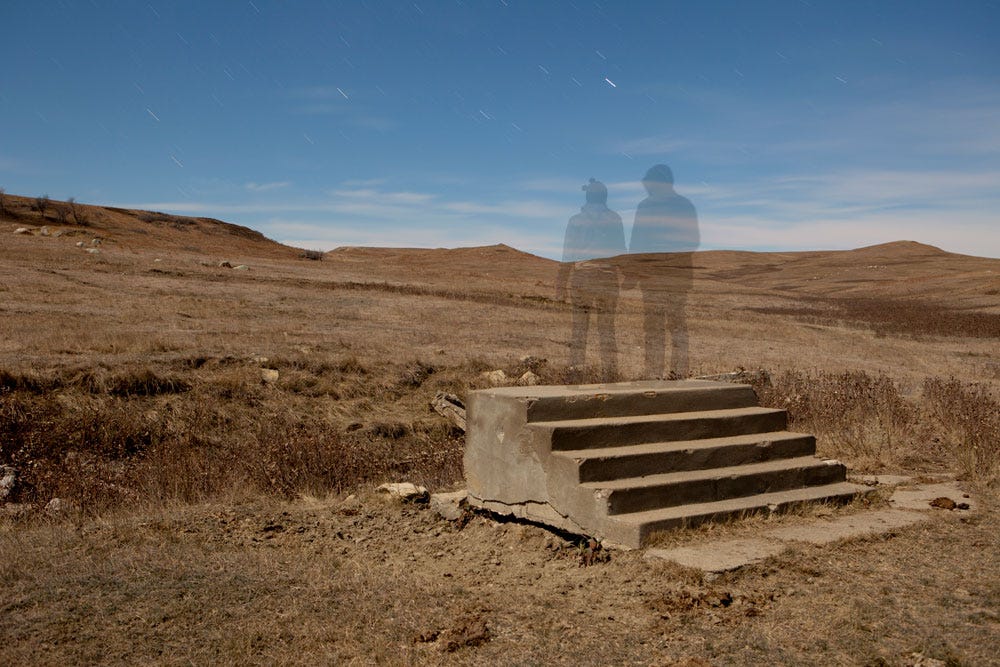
[
  {"x1": 555, "y1": 178, "x2": 626, "y2": 382},
  {"x1": 627, "y1": 164, "x2": 699, "y2": 379}
]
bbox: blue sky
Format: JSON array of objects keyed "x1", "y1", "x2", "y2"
[{"x1": 2, "y1": 0, "x2": 999, "y2": 258}]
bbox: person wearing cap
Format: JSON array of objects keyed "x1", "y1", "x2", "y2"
[
  {"x1": 626, "y1": 164, "x2": 700, "y2": 379},
  {"x1": 556, "y1": 178, "x2": 627, "y2": 382}
]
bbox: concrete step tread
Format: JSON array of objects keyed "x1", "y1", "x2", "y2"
[
  {"x1": 552, "y1": 430, "x2": 812, "y2": 461},
  {"x1": 581, "y1": 455, "x2": 842, "y2": 491},
  {"x1": 614, "y1": 482, "x2": 868, "y2": 526},
  {"x1": 477, "y1": 379, "x2": 752, "y2": 400},
  {"x1": 529, "y1": 406, "x2": 784, "y2": 429}
]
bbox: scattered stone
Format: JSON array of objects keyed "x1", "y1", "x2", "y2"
[
  {"x1": 430, "y1": 490, "x2": 469, "y2": 521},
  {"x1": 0, "y1": 465, "x2": 17, "y2": 501},
  {"x1": 219, "y1": 261, "x2": 233, "y2": 268},
  {"x1": 337, "y1": 494, "x2": 361, "y2": 516},
  {"x1": 261, "y1": 368, "x2": 280, "y2": 384},
  {"x1": 153, "y1": 258, "x2": 162, "y2": 262},
  {"x1": 928, "y1": 497, "x2": 967, "y2": 510},
  {"x1": 376, "y1": 482, "x2": 429, "y2": 504},
  {"x1": 517, "y1": 370, "x2": 540, "y2": 386},
  {"x1": 481, "y1": 369, "x2": 508, "y2": 386},
  {"x1": 86, "y1": 248, "x2": 100, "y2": 255},
  {"x1": 91, "y1": 238, "x2": 102, "y2": 246},
  {"x1": 39, "y1": 226, "x2": 51, "y2": 236},
  {"x1": 431, "y1": 392, "x2": 467, "y2": 432},
  {"x1": 53, "y1": 230, "x2": 63, "y2": 237},
  {"x1": 45, "y1": 498, "x2": 67, "y2": 513},
  {"x1": 233, "y1": 264, "x2": 250, "y2": 271},
  {"x1": 13, "y1": 227, "x2": 30, "y2": 235},
  {"x1": 75, "y1": 241, "x2": 85, "y2": 247}
]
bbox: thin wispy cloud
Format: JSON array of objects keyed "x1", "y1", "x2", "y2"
[{"x1": 244, "y1": 181, "x2": 290, "y2": 192}]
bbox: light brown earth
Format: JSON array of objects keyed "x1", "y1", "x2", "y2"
[{"x1": 1, "y1": 193, "x2": 998, "y2": 665}]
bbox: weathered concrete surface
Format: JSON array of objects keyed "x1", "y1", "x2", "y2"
[
  {"x1": 646, "y1": 538, "x2": 787, "y2": 573},
  {"x1": 464, "y1": 380, "x2": 869, "y2": 548},
  {"x1": 645, "y1": 479, "x2": 975, "y2": 573},
  {"x1": 766, "y1": 509, "x2": 926, "y2": 544},
  {"x1": 889, "y1": 481, "x2": 976, "y2": 512}
]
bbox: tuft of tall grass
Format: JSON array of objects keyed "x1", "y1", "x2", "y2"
[{"x1": 756, "y1": 369, "x2": 999, "y2": 486}]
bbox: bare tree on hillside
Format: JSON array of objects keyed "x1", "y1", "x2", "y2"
[
  {"x1": 34, "y1": 194, "x2": 50, "y2": 218},
  {"x1": 67, "y1": 197, "x2": 88, "y2": 226}
]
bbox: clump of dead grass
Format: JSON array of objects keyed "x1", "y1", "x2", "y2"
[{"x1": 755, "y1": 369, "x2": 1000, "y2": 486}]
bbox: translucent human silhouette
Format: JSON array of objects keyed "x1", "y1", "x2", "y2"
[
  {"x1": 626, "y1": 164, "x2": 699, "y2": 379},
  {"x1": 555, "y1": 178, "x2": 626, "y2": 382}
]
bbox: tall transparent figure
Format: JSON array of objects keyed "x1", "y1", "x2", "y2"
[{"x1": 555, "y1": 179, "x2": 626, "y2": 382}]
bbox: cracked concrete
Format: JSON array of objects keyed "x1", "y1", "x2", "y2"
[{"x1": 644, "y1": 477, "x2": 976, "y2": 573}]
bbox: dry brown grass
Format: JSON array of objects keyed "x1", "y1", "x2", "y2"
[
  {"x1": 754, "y1": 370, "x2": 1000, "y2": 486},
  {"x1": 1, "y1": 198, "x2": 999, "y2": 664}
]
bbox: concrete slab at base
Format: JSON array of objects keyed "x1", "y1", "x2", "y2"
[
  {"x1": 646, "y1": 538, "x2": 787, "y2": 573},
  {"x1": 765, "y1": 509, "x2": 926, "y2": 544},
  {"x1": 889, "y1": 482, "x2": 976, "y2": 512}
]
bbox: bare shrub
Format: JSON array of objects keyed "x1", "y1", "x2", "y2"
[
  {"x1": 756, "y1": 370, "x2": 914, "y2": 468},
  {"x1": 921, "y1": 377, "x2": 1000, "y2": 484},
  {"x1": 53, "y1": 204, "x2": 69, "y2": 224},
  {"x1": 67, "y1": 197, "x2": 88, "y2": 226},
  {"x1": 33, "y1": 194, "x2": 50, "y2": 217},
  {"x1": 300, "y1": 249, "x2": 324, "y2": 261},
  {"x1": 757, "y1": 369, "x2": 999, "y2": 484}
]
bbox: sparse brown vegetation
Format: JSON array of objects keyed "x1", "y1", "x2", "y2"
[
  {"x1": 756, "y1": 370, "x2": 1000, "y2": 485},
  {"x1": 749, "y1": 297, "x2": 1000, "y2": 339},
  {"x1": 0, "y1": 197, "x2": 998, "y2": 665},
  {"x1": 33, "y1": 193, "x2": 50, "y2": 217}
]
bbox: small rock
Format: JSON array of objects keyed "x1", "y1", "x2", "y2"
[
  {"x1": 219, "y1": 261, "x2": 233, "y2": 268},
  {"x1": 75, "y1": 241, "x2": 85, "y2": 247},
  {"x1": 261, "y1": 368, "x2": 280, "y2": 384},
  {"x1": 376, "y1": 482, "x2": 429, "y2": 504},
  {"x1": 91, "y1": 238, "x2": 102, "y2": 246},
  {"x1": 153, "y1": 258, "x2": 162, "y2": 263},
  {"x1": 430, "y1": 490, "x2": 469, "y2": 521},
  {"x1": 86, "y1": 248, "x2": 100, "y2": 255},
  {"x1": 46, "y1": 497, "x2": 66, "y2": 513},
  {"x1": 481, "y1": 369, "x2": 508, "y2": 386},
  {"x1": 39, "y1": 226, "x2": 50, "y2": 236},
  {"x1": 233, "y1": 264, "x2": 250, "y2": 271},
  {"x1": 517, "y1": 371, "x2": 540, "y2": 386},
  {"x1": 929, "y1": 497, "x2": 956, "y2": 510},
  {"x1": 53, "y1": 230, "x2": 63, "y2": 237},
  {"x1": 13, "y1": 227, "x2": 30, "y2": 235},
  {"x1": 0, "y1": 465, "x2": 17, "y2": 501}
]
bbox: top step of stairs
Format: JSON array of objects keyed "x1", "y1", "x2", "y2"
[{"x1": 471, "y1": 379, "x2": 758, "y2": 422}]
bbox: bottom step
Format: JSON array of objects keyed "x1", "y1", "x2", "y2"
[{"x1": 612, "y1": 482, "x2": 873, "y2": 547}]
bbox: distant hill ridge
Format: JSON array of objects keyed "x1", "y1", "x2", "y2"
[{"x1": 3, "y1": 192, "x2": 997, "y2": 310}]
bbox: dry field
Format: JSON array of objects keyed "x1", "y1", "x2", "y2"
[{"x1": 1, "y1": 194, "x2": 998, "y2": 665}]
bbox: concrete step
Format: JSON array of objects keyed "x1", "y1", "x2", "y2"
[
  {"x1": 533, "y1": 406, "x2": 788, "y2": 451},
  {"x1": 478, "y1": 380, "x2": 759, "y2": 423},
  {"x1": 613, "y1": 482, "x2": 870, "y2": 546},
  {"x1": 553, "y1": 431, "x2": 817, "y2": 482},
  {"x1": 584, "y1": 456, "x2": 847, "y2": 515}
]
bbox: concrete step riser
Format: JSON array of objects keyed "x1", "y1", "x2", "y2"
[
  {"x1": 576, "y1": 436, "x2": 817, "y2": 482},
  {"x1": 634, "y1": 488, "x2": 861, "y2": 542},
  {"x1": 548, "y1": 411, "x2": 788, "y2": 451},
  {"x1": 524, "y1": 386, "x2": 758, "y2": 422},
  {"x1": 605, "y1": 463, "x2": 847, "y2": 515}
]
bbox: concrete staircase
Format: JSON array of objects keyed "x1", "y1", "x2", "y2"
[{"x1": 464, "y1": 380, "x2": 869, "y2": 548}]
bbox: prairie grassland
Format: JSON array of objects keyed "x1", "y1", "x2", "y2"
[{"x1": 1, "y1": 202, "x2": 999, "y2": 665}]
